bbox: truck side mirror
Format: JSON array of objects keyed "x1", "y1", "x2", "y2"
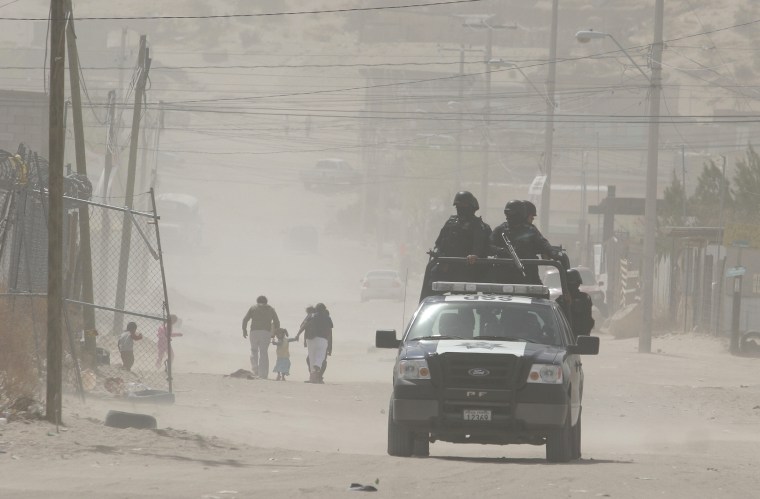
[
  {"x1": 568, "y1": 335, "x2": 599, "y2": 355},
  {"x1": 376, "y1": 329, "x2": 400, "y2": 349}
]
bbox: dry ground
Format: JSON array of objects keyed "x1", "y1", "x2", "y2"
[{"x1": 2, "y1": 333, "x2": 760, "y2": 498}]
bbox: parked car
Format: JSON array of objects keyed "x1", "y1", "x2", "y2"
[
  {"x1": 360, "y1": 270, "x2": 404, "y2": 302},
  {"x1": 376, "y1": 279, "x2": 599, "y2": 461},
  {"x1": 301, "y1": 158, "x2": 361, "y2": 190},
  {"x1": 156, "y1": 193, "x2": 202, "y2": 249},
  {"x1": 545, "y1": 266, "x2": 607, "y2": 317}
]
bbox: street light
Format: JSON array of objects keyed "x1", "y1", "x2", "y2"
[
  {"x1": 576, "y1": 0, "x2": 664, "y2": 354},
  {"x1": 575, "y1": 30, "x2": 651, "y2": 82},
  {"x1": 488, "y1": 58, "x2": 553, "y2": 107}
]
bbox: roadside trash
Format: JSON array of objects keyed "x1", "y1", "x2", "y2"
[
  {"x1": 104, "y1": 377, "x2": 125, "y2": 395},
  {"x1": 126, "y1": 389, "x2": 175, "y2": 405},
  {"x1": 226, "y1": 369, "x2": 256, "y2": 380},
  {"x1": 81, "y1": 369, "x2": 97, "y2": 391},
  {"x1": 349, "y1": 483, "x2": 378, "y2": 492}
]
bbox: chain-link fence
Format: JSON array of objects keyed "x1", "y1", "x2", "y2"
[
  {"x1": 1, "y1": 146, "x2": 173, "y2": 403},
  {"x1": 64, "y1": 191, "x2": 173, "y2": 394}
]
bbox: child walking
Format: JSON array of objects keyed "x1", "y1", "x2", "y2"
[{"x1": 272, "y1": 328, "x2": 297, "y2": 381}]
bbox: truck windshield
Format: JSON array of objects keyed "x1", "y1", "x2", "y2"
[{"x1": 406, "y1": 300, "x2": 562, "y2": 347}]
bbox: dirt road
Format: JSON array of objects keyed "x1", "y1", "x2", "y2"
[{"x1": 2, "y1": 333, "x2": 759, "y2": 498}]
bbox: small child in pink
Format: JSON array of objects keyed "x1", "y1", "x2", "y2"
[{"x1": 156, "y1": 314, "x2": 183, "y2": 369}]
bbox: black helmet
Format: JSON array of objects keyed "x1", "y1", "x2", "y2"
[
  {"x1": 504, "y1": 200, "x2": 527, "y2": 221},
  {"x1": 567, "y1": 269, "x2": 582, "y2": 287},
  {"x1": 523, "y1": 200, "x2": 537, "y2": 218},
  {"x1": 453, "y1": 191, "x2": 479, "y2": 211}
]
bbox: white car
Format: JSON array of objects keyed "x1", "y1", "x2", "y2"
[{"x1": 360, "y1": 270, "x2": 404, "y2": 302}]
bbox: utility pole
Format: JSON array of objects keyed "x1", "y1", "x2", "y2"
[
  {"x1": 580, "y1": 151, "x2": 587, "y2": 265},
  {"x1": 118, "y1": 28, "x2": 127, "y2": 101},
  {"x1": 149, "y1": 102, "x2": 165, "y2": 190},
  {"x1": 456, "y1": 44, "x2": 465, "y2": 190},
  {"x1": 46, "y1": 0, "x2": 66, "y2": 424},
  {"x1": 714, "y1": 156, "x2": 727, "y2": 336},
  {"x1": 113, "y1": 35, "x2": 150, "y2": 334},
  {"x1": 65, "y1": 0, "x2": 96, "y2": 366},
  {"x1": 440, "y1": 43, "x2": 481, "y2": 191},
  {"x1": 539, "y1": 0, "x2": 559, "y2": 233},
  {"x1": 458, "y1": 15, "x2": 516, "y2": 216},
  {"x1": 681, "y1": 144, "x2": 686, "y2": 220},
  {"x1": 480, "y1": 27, "x2": 493, "y2": 215},
  {"x1": 103, "y1": 90, "x2": 116, "y2": 199},
  {"x1": 640, "y1": 0, "x2": 665, "y2": 353}
]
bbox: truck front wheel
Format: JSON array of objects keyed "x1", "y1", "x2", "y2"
[
  {"x1": 546, "y1": 406, "x2": 573, "y2": 463},
  {"x1": 387, "y1": 400, "x2": 414, "y2": 457}
]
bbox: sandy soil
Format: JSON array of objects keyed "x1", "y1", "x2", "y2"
[{"x1": 2, "y1": 333, "x2": 760, "y2": 498}]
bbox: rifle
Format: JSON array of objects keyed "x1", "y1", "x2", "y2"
[{"x1": 500, "y1": 232, "x2": 526, "y2": 277}]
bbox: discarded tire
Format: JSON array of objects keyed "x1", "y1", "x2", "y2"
[
  {"x1": 104, "y1": 410, "x2": 157, "y2": 429},
  {"x1": 127, "y1": 389, "x2": 175, "y2": 405}
]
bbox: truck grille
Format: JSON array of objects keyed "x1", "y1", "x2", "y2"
[{"x1": 433, "y1": 352, "x2": 523, "y2": 389}]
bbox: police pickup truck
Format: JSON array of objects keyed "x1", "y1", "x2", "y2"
[{"x1": 376, "y1": 280, "x2": 599, "y2": 462}]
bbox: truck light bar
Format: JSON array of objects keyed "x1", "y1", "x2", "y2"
[{"x1": 431, "y1": 281, "x2": 550, "y2": 298}]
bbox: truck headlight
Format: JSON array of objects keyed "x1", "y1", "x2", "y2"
[
  {"x1": 527, "y1": 364, "x2": 563, "y2": 384},
  {"x1": 398, "y1": 359, "x2": 431, "y2": 380}
]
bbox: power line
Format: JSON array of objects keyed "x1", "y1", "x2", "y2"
[
  {"x1": 0, "y1": 0, "x2": 22, "y2": 10},
  {"x1": 154, "y1": 18, "x2": 760, "y2": 106},
  {"x1": 0, "y1": 0, "x2": 485, "y2": 21}
]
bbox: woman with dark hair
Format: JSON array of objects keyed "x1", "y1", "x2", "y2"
[{"x1": 302, "y1": 303, "x2": 332, "y2": 383}]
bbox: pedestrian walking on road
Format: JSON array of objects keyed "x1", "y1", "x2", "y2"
[
  {"x1": 242, "y1": 295, "x2": 280, "y2": 379},
  {"x1": 296, "y1": 306, "x2": 324, "y2": 375},
  {"x1": 301, "y1": 302, "x2": 332, "y2": 383}
]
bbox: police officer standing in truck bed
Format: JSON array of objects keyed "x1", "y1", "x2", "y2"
[{"x1": 419, "y1": 191, "x2": 491, "y2": 301}]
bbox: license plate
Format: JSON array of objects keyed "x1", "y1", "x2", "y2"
[{"x1": 463, "y1": 409, "x2": 492, "y2": 421}]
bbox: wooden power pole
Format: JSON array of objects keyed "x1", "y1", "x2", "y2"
[
  {"x1": 47, "y1": 0, "x2": 67, "y2": 424},
  {"x1": 113, "y1": 35, "x2": 150, "y2": 334},
  {"x1": 65, "y1": 0, "x2": 97, "y2": 366}
]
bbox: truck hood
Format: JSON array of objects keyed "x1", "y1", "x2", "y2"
[{"x1": 401, "y1": 339, "x2": 562, "y2": 364}]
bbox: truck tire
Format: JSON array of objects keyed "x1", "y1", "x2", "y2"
[
  {"x1": 413, "y1": 435, "x2": 430, "y2": 457},
  {"x1": 387, "y1": 400, "x2": 414, "y2": 457},
  {"x1": 546, "y1": 406, "x2": 573, "y2": 463},
  {"x1": 104, "y1": 410, "x2": 157, "y2": 430},
  {"x1": 571, "y1": 410, "x2": 582, "y2": 460}
]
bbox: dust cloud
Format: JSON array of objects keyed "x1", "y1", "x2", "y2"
[{"x1": 2, "y1": 1, "x2": 760, "y2": 497}]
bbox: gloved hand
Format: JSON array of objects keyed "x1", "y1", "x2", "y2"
[{"x1": 242, "y1": 330, "x2": 248, "y2": 339}]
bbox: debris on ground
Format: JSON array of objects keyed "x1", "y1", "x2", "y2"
[{"x1": 225, "y1": 369, "x2": 257, "y2": 380}]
